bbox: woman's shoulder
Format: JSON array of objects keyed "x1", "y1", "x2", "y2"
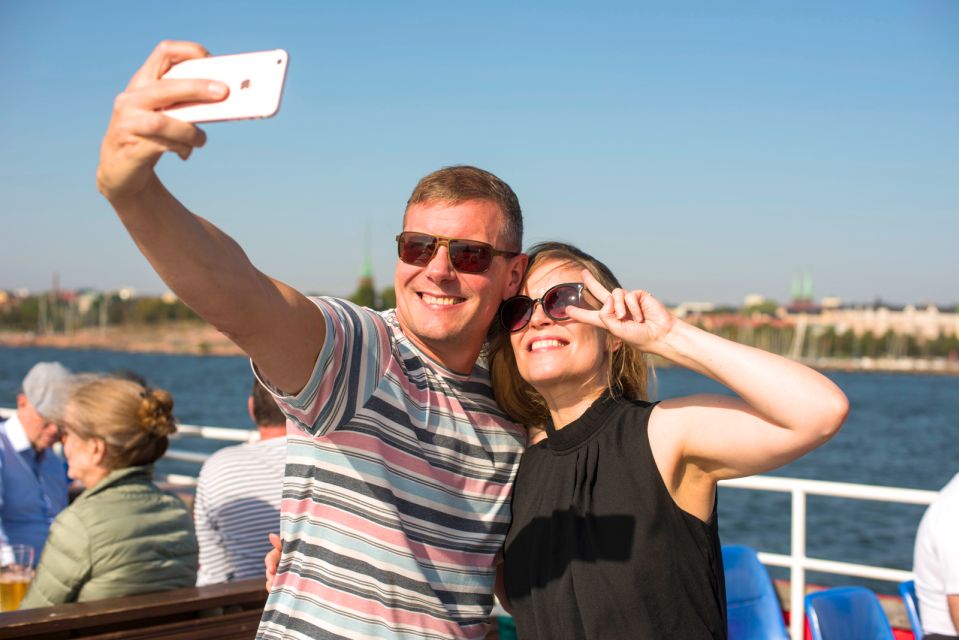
[
  {"x1": 598, "y1": 397, "x2": 659, "y2": 453},
  {"x1": 606, "y1": 396, "x2": 657, "y2": 423},
  {"x1": 49, "y1": 502, "x2": 89, "y2": 541},
  {"x1": 78, "y1": 479, "x2": 192, "y2": 550},
  {"x1": 80, "y1": 469, "x2": 187, "y2": 519}
]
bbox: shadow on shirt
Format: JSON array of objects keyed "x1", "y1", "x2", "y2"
[
  {"x1": 505, "y1": 511, "x2": 635, "y2": 597},
  {"x1": 216, "y1": 497, "x2": 281, "y2": 532}
]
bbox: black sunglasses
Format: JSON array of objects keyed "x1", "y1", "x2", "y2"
[
  {"x1": 396, "y1": 232, "x2": 519, "y2": 274},
  {"x1": 499, "y1": 283, "x2": 587, "y2": 332}
]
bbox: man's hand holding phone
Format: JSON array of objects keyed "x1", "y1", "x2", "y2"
[
  {"x1": 97, "y1": 41, "x2": 289, "y2": 206},
  {"x1": 96, "y1": 40, "x2": 228, "y2": 203}
]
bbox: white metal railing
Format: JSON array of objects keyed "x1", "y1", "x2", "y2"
[
  {"x1": 159, "y1": 421, "x2": 259, "y2": 486},
  {"x1": 720, "y1": 475, "x2": 936, "y2": 640},
  {"x1": 174, "y1": 422, "x2": 259, "y2": 443},
  {"x1": 1, "y1": 406, "x2": 937, "y2": 638}
]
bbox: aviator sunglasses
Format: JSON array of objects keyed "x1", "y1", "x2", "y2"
[
  {"x1": 499, "y1": 283, "x2": 587, "y2": 332},
  {"x1": 396, "y1": 232, "x2": 519, "y2": 274}
]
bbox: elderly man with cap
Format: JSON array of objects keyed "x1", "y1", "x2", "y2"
[{"x1": 0, "y1": 362, "x2": 72, "y2": 556}]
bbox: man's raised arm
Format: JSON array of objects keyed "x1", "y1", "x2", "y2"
[{"x1": 96, "y1": 41, "x2": 323, "y2": 394}]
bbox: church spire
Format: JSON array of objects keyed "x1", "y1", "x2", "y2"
[
  {"x1": 349, "y1": 221, "x2": 378, "y2": 309},
  {"x1": 359, "y1": 222, "x2": 374, "y2": 286}
]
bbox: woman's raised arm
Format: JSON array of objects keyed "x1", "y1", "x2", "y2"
[{"x1": 566, "y1": 270, "x2": 848, "y2": 498}]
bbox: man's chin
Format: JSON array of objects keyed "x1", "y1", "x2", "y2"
[
  {"x1": 402, "y1": 306, "x2": 463, "y2": 336},
  {"x1": 398, "y1": 303, "x2": 493, "y2": 349},
  {"x1": 417, "y1": 319, "x2": 486, "y2": 350},
  {"x1": 417, "y1": 324, "x2": 468, "y2": 347}
]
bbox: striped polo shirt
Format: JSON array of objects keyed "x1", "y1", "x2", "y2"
[
  {"x1": 194, "y1": 436, "x2": 286, "y2": 585},
  {"x1": 255, "y1": 298, "x2": 525, "y2": 640}
]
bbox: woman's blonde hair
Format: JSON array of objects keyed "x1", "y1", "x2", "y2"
[
  {"x1": 64, "y1": 376, "x2": 177, "y2": 470},
  {"x1": 488, "y1": 242, "x2": 650, "y2": 427}
]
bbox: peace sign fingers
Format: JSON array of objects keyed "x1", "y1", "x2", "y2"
[
  {"x1": 581, "y1": 269, "x2": 611, "y2": 307},
  {"x1": 562, "y1": 270, "x2": 610, "y2": 328}
]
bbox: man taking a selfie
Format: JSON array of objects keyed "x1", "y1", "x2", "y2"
[{"x1": 97, "y1": 40, "x2": 527, "y2": 640}]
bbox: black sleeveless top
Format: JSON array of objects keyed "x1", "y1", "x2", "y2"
[{"x1": 503, "y1": 395, "x2": 727, "y2": 639}]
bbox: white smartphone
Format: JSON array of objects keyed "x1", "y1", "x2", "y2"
[{"x1": 161, "y1": 49, "x2": 289, "y2": 123}]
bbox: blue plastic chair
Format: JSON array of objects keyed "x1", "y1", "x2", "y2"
[
  {"x1": 722, "y1": 545, "x2": 789, "y2": 640},
  {"x1": 805, "y1": 586, "x2": 895, "y2": 640},
  {"x1": 899, "y1": 580, "x2": 923, "y2": 640},
  {"x1": 496, "y1": 615, "x2": 517, "y2": 640}
]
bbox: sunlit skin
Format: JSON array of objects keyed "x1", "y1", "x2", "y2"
[
  {"x1": 565, "y1": 272, "x2": 846, "y2": 522},
  {"x1": 60, "y1": 425, "x2": 109, "y2": 490},
  {"x1": 502, "y1": 262, "x2": 850, "y2": 525},
  {"x1": 509, "y1": 260, "x2": 622, "y2": 430},
  {"x1": 16, "y1": 394, "x2": 62, "y2": 453},
  {"x1": 394, "y1": 199, "x2": 526, "y2": 374}
]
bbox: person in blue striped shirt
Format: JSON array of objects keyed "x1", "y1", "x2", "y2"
[{"x1": 194, "y1": 380, "x2": 286, "y2": 585}]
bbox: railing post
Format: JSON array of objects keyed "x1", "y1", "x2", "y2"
[{"x1": 790, "y1": 488, "x2": 807, "y2": 640}]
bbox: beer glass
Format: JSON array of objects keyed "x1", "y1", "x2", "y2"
[{"x1": 0, "y1": 544, "x2": 34, "y2": 612}]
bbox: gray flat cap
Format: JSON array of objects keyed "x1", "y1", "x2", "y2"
[{"x1": 22, "y1": 361, "x2": 73, "y2": 420}]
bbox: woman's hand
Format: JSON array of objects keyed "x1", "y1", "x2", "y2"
[
  {"x1": 565, "y1": 270, "x2": 676, "y2": 352},
  {"x1": 264, "y1": 532, "x2": 282, "y2": 592}
]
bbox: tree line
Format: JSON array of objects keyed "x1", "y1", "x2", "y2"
[
  {"x1": 0, "y1": 285, "x2": 399, "y2": 334},
  {"x1": 3, "y1": 291, "x2": 957, "y2": 360},
  {"x1": 707, "y1": 322, "x2": 959, "y2": 360}
]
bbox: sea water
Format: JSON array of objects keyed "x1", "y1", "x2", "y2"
[{"x1": 3, "y1": 346, "x2": 957, "y2": 593}]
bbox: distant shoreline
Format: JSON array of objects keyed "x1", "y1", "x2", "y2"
[
  {"x1": 2, "y1": 325, "x2": 958, "y2": 376},
  {"x1": 797, "y1": 356, "x2": 959, "y2": 377},
  {"x1": 644, "y1": 355, "x2": 959, "y2": 378},
  {"x1": 0, "y1": 323, "x2": 243, "y2": 357}
]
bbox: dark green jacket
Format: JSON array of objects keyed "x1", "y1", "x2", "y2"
[{"x1": 21, "y1": 465, "x2": 197, "y2": 607}]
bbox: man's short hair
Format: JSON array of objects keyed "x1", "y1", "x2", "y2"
[
  {"x1": 251, "y1": 380, "x2": 286, "y2": 427},
  {"x1": 406, "y1": 165, "x2": 523, "y2": 252}
]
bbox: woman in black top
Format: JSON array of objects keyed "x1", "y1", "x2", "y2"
[{"x1": 489, "y1": 242, "x2": 849, "y2": 639}]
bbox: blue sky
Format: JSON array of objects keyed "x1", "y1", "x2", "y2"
[{"x1": 1, "y1": 1, "x2": 956, "y2": 306}]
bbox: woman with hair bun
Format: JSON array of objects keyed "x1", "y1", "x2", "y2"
[{"x1": 20, "y1": 377, "x2": 198, "y2": 607}]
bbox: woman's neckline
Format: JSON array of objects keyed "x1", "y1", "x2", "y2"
[{"x1": 543, "y1": 391, "x2": 617, "y2": 453}]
